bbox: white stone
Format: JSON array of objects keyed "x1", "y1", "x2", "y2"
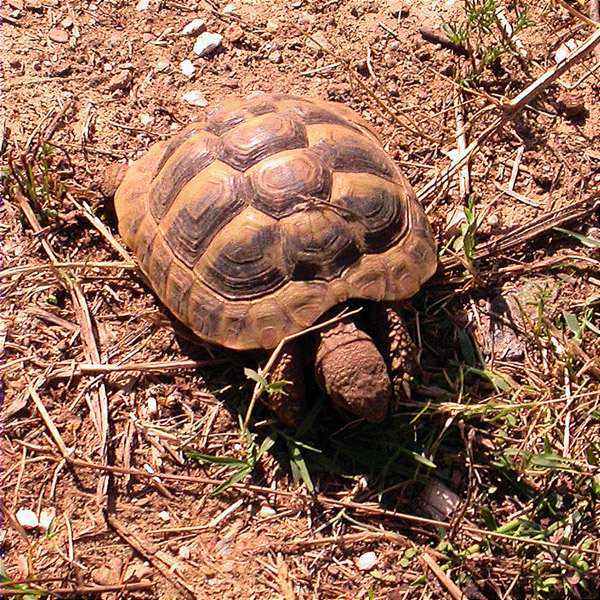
[
  {"x1": 158, "y1": 511, "x2": 170, "y2": 522},
  {"x1": 181, "y1": 18, "x2": 205, "y2": 36},
  {"x1": 178, "y1": 546, "x2": 191, "y2": 559},
  {"x1": 146, "y1": 396, "x2": 158, "y2": 415},
  {"x1": 139, "y1": 113, "x2": 154, "y2": 126},
  {"x1": 555, "y1": 39, "x2": 577, "y2": 64},
  {"x1": 258, "y1": 505, "x2": 276, "y2": 518},
  {"x1": 180, "y1": 59, "x2": 196, "y2": 78},
  {"x1": 193, "y1": 32, "x2": 223, "y2": 57},
  {"x1": 16, "y1": 508, "x2": 38, "y2": 530},
  {"x1": 155, "y1": 59, "x2": 170, "y2": 72},
  {"x1": 223, "y1": 3, "x2": 237, "y2": 14},
  {"x1": 356, "y1": 551, "x2": 378, "y2": 571},
  {"x1": 136, "y1": 0, "x2": 150, "y2": 11},
  {"x1": 39, "y1": 507, "x2": 56, "y2": 531},
  {"x1": 182, "y1": 90, "x2": 208, "y2": 107}
]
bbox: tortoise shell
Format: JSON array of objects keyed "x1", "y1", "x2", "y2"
[{"x1": 114, "y1": 94, "x2": 437, "y2": 350}]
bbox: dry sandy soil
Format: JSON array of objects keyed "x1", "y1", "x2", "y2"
[{"x1": 1, "y1": 0, "x2": 600, "y2": 598}]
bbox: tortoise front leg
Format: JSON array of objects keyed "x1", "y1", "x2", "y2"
[
  {"x1": 376, "y1": 304, "x2": 418, "y2": 403},
  {"x1": 314, "y1": 319, "x2": 391, "y2": 422},
  {"x1": 262, "y1": 341, "x2": 306, "y2": 427}
]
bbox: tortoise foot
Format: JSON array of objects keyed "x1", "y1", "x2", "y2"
[
  {"x1": 315, "y1": 319, "x2": 391, "y2": 422},
  {"x1": 377, "y1": 304, "x2": 418, "y2": 403}
]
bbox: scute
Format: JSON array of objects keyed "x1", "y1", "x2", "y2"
[
  {"x1": 248, "y1": 148, "x2": 331, "y2": 218},
  {"x1": 220, "y1": 113, "x2": 308, "y2": 171},
  {"x1": 283, "y1": 210, "x2": 360, "y2": 281},
  {"x1": 160, "y1": 161, "x2": 248, "y2": 267},
  {"x1": 194, "y1": 208, "x2": 290, "y2": 300},
  {"x1": 150, "y1": 131, "x2": 223, "y2": 220},
  {"x1": 307, "y1": 123, "x2": 400, "y2": 182},
  {"x1": 114, "y1": 93, "x2": 437, "y2": 350},
  {"x1": 329, "y1": 172, "x2": 409, "y2": 253}
]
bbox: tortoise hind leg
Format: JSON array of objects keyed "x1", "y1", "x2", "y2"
[
  {"x1": 376, "y1": 304, "x2": 418, "y2": 404},
  {"x1": 262, "y1": 341, "x2": 306, "y2": 427}
]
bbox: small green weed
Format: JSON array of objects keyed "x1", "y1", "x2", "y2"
[
  {"x1": 0, "y1": 562, "x2": 42, "y2": 599},
  {"x1": 443, "y1": 0, "x2": 534, "y2": 84},
  {"x1": 8, "y1": 144, "x2": 68, "y2": 226},
  {"x1": 186, "y1": 423, "x2": 276, "y2": 495}
]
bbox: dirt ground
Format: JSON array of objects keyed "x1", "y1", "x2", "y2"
[{"x1": 1, "y1": 0, "x2": 600, "y2": 598}]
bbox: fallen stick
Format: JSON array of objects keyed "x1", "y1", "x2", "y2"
[
  {"x1": 15, "y1": 190, "x2": 111, "y2": 501},
  {"x1": 0, "y1": 261, "x2": 135, "y2": 279},
  {"x1": 440, "y1": 195, "x2": 599, "y2": 271},
  {"x1": 48, "y1": 357, "x2": 229, "y2": 379},
  {"x1": 0, "y1": 582, "x2": 154, "y2": 596},
  {"x1": 590, "y1": 0, "x2": 600, "y2": 58},
  {"x1": 420, "y1": 553, "x2": 466, "y2": 600},
  {"x1": 454, "y1": 92, "x2": 470, "y2": 203},
  {"x1": 28, "y1": 381, "x2": 71, "y2": 458},
  {"x1": 419, "y1": 26, "x2": 469, "y2": 56},
  {"x1": 505, "y1": 27, "x2": 600, "y2": 114},
  {"x1": 105, "y1": 513, "x2": 196, "y2": 599}
]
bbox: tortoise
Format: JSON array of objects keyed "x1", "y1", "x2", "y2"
[{"x1": 107, "y1": 93, "x2": 437, "y2": 426}]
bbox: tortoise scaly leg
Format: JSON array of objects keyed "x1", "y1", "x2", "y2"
[
  {"x1": 377, "y1": 304, "x2": 418, "y2": 404},
  {"x1": 262, "y1": 341, "x2": 306, "y2": 427},
  {"x1": 314, "y1": 319, "x2": 391, "y2": 422}
]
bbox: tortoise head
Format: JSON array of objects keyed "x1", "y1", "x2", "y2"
[{"x1": 100, "y1": 162, "x2": 128, "y2": 198}]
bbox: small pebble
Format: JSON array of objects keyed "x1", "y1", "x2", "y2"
[
  {"x1": 181, "y1": 18, "x2": 205, "y2": 36},
  {"x1": 16, "y1": 508, "x2": 38, "y2": 530},
  {"x1": 182, "y1": 90, "x2": 208, "y2": 107},
  {"x1": 269, "y1": 50, "x2": 282, "y2": 64},
  {"x1": 178, "y1": 546, "x2": 191, "y2": 559},
  {"x1": 487, "y1": 213, "x2": 500, "y2": 227},
  {"x1": 136, "y1": 0, "x2": 150, "y2": 11},
  {"x1": 223, "y1": 3, "x2": 236, "y2": 14},
  {"x1": 193, "y1": 32, "x2": 223, "y2": 57},
  {"x1": 139, "y1": 113, "x2": 154, "y2": 126},
  {"x1": 305, "y1": 32, "x2": 329, "y2": 52},
  {"x1": 146, "y1": 396, "x2": 158, "y2": 415},
  {"x1": 265, "y1": 19, "x2": 279, "y2": 33},
  {"x1": 180, "y1": 59, "x2": 195, "y2": 77},
  {"x1": 155, "y1": 59, "x2": 170, "y2": 72},
  {"x1": 107, "y1": 70, "x2": 131, "y2": 92},
  {"x1": 445, "y1": 206, "x2": 466, "y2": 233},
  {"x1": 61, "y1": 17, "x2": 73, "y2": 29},
  {"x1": 557, "y1": 91, "x2": 586, "y2": 118},
  {"x1": 225, "y1": 24, "x2": 244, "y2": 43},
  {"x1": 48, "y1": 27, "x2": 69, "y2": 43},
  {"x1": 258, "y1": 505, "x2": 276, "y2": 518},
  {"x1": 554, "y1": 39, "x2": 577, "y2": 64},
  {"x1": 39, "y1": 507, "x2": 56, "y2": 531},
  {"x1": 158, "y1": 511, "x2": 170, "y2": 522},
  {"x1": 356, "y1": 551, "x2": 378, "y2": 571}
]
